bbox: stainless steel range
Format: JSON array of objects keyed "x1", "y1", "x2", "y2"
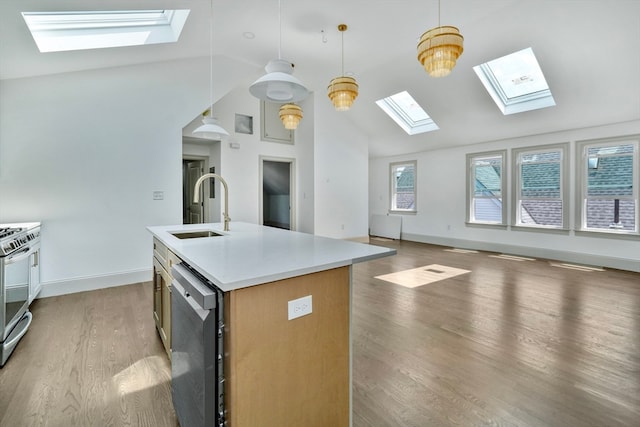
[{"x1": 0, "y1": 222, "x2": 41, "y2": 367}]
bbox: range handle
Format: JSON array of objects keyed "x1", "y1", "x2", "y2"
[
  {"x1": 5, "y1": 247, "x2": 30, "y2": 264},
  {"x1": 4, "y1": 312, "x2": 32, "y2": 348}
]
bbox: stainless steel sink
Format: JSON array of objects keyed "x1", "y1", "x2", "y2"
[{"x1": 170, "y1": 230, "x2": 223, "y2": 239}]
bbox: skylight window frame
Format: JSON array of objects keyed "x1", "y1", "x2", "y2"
[
  {"x1": 473, "y1": 47, "x2": 555, "y2": 115},
  {"x1": 22, "y1": 9, "x2": 190, "y2": 53},
  {"x1": 23, "y1": 10, "x2": 174, "y2": 30},
  {"x1": 376, "y1": 91, "x2": 439, "y2": 135}
]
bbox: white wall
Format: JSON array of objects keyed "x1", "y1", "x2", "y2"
[
  {"x1": 369, "y1": 120, "x2": 640, "y2": 271},
  {"x1": 187, "y1": 86, "x2": 370, "y2": 240},
  {"x1": 314, "y1": 98, "x2": 370, "y2": 239},
  {"x1": 202, "y1": 86, "x2": 316, "y2": 234},
  {"x1": 294, "y1": 97, "x2": 315, "y2": 234},
  {"x1": 0, "y1": 56, "x2": 255, "y2": 296}
]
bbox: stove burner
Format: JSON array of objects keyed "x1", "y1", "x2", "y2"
[{"x1": 0, "y1": 227, "x2": 24, "y2": 241}]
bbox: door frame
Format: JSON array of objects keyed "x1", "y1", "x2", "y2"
[
  {"x1": 259, "y1": 156, "x2": 296, "y2": 231},
  {"x1": 182, "y1": 155, "x2": 209, "y2": 224}
]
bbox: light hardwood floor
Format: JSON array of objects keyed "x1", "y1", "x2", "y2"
[
  {"x1": 0, "y1": 282, "x2": 178, "y2": 427},
  {"x1": 352, "y1": 240, "x2": 640, "y2": 427},
  {"x1": 1, "y1": 240, "x2": 638, "y2": 426}
]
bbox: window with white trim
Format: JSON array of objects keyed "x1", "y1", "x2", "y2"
[
  {"x1": 467, "y1": 151, "x2": 506, "y2": 225},
  {"x1": 390, "y1": 161, "x2": 417, "y2": 213},
  {"x1": 577, "y1": 138, "x2": 638, "y2": 234},
  {"x1": 513, "y1": 144, "x2": 568, "y2": 229}
]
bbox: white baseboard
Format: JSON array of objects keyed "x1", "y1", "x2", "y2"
[
  {"x1": 37, "y1": 268, "x2": 152, "y2": 299},
  {"x1": 401, "y1": 233, "x2": 640, "y2": 272}
]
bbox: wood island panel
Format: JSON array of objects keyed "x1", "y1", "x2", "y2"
[{"x1": 225, "y1": 266, "x2": 351, "y2": 427}]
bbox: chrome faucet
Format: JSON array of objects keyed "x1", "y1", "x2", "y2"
[{"x1": 193, "y1": 173, "x2": 230, "y2": 231}]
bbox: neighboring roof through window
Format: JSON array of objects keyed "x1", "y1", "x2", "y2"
[
  {"x1": 22, "y1": 9, "x2": 190, "y2": 52},
  {"x1": 473, "y1": 47, "x2": 555, "y2": 115},
  {"x1": 376, "y1": 91, "x2": 439, "y2": 135}
]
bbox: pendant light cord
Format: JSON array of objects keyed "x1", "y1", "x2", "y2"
[
  {"x1": 341, "y1": 29, "x2": 345, "y2": 76},
  {"x1": 208, "y1": 0, "x2": 214, "y2": 116},
  {"x1": 278, "y1": 0, "x2": 282, "y2": 59},
  {"x1": 438, "y1": 0, "x2": 441, "y2": 27}
]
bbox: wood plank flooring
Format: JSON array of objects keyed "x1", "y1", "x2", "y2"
[
  {"x1": 0, "y1": 282, "x2": 178, "y2": 427},
  {"x1": 352, "y1": 240, "x2": 640, "y2": 427},
  {"x1": 1, "y1": 240, "x2": 638, "y2": 426}
]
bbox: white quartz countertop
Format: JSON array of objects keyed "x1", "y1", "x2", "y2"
[{"x1": 147, "y1": 222, "x2": 396, "y2": 292}]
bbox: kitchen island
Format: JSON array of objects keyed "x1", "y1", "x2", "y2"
[{"x1": 147, "y1": 222, "x2": 395, "y2": 427}]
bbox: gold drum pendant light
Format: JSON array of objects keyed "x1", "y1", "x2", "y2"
[
  {"x1": 328, "y1": 24, "x2": 358, "y2": 111},
  {"x1": 279, "y1": 103, "x2": 303, "y2": 130},
  {"x1": 417, "y1": 0, "x2": 463, "y2": 77}
]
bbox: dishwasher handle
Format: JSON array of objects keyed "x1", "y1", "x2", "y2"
[
  {"x1": 171, "y1": 263, "x2": 217, "y2": 310},
  {"x1": 172, "y1": 277, "x2": 212, "y2": 322}
]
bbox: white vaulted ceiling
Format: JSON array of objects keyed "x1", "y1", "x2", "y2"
[{"x1": 1, "y1": 0, "x2": 639, "y2": 157}]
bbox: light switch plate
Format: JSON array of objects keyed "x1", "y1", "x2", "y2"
[
  {"x1": 153, "y1": 191, "x2": 164, "y2": 200},
  {"x1": 288, "y1": 295, "x2": 312, "y2": 320}
]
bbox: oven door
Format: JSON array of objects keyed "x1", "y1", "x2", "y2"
[{"x1": 1, "y1": 247, "x2": 32, "y2": 342}]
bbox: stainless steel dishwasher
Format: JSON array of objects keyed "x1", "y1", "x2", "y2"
[{"x1": 171, "y1": 262, "x2": 225, "y2": 427}]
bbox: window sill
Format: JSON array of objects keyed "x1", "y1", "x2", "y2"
[
  {"x1": 574, "y1": 229, "x2": 640, "y2": 241},
  {"x1": 465, "y1": 221, "x2": 507, "y2": 229},
  {"x1": 389, "y1": 210, "x2": 417, "y2": 215}
]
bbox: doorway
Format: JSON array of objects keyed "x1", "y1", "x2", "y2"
[
  {"x1": 260, "y1": 157, "x2": 295, "y2": 230},
  {"x1": 182, "y1": 158, "x2": 207, "y2": 224}
]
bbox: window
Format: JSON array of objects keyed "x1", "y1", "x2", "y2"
[
  {"x1": 466, "y1": 151, "x2": 506, "y2": 225},
  {"x1": 390, "y1": 161, "x2": 417, "y2": 213},
  {"x1": 473, "y1": 47, "x2": 555, "y2": 115},
  {"x1": 576, "y1": 137, "x2": 639, "y2": 234},
  {"x1": 513, "y1": 144, "x2": 568, "y2": 229},
  {"x1": 22, "y1": 10, "x2": 190, "y2": 53},
  {"x1": 376, "y1": 91, "x2": 438, "y2": 135}
]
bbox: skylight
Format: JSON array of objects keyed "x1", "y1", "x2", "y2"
[
  {"x1": 22, "y1": 10, "x2": 190, "y2": 53},
  {"x1": 376, "y1": 91, "x2": 439, "y2": 135},
  {"x1": 473, "y1": 47, "x2": 555, "y2": 115}
]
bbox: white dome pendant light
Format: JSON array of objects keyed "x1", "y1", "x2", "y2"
[
  {"x1": 193, "y1": 110, "x2": 229, "y2": 139},
  {"x1": 193, "y1": 0, "x2": 229, "y2": 140},
  {"x1": 249, "y1": 0, "x2": 309, "y2": 103}
]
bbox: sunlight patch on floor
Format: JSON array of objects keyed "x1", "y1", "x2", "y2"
[
  {"x1": 375, "y1": 264, "x2": 471, "y2": 288},
  {"x1": 112, "y1": 355, "x2": 169, "y2": 395},
  {"x1": 549, "y1": 262, "x2": 604, "y2": 272}
]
